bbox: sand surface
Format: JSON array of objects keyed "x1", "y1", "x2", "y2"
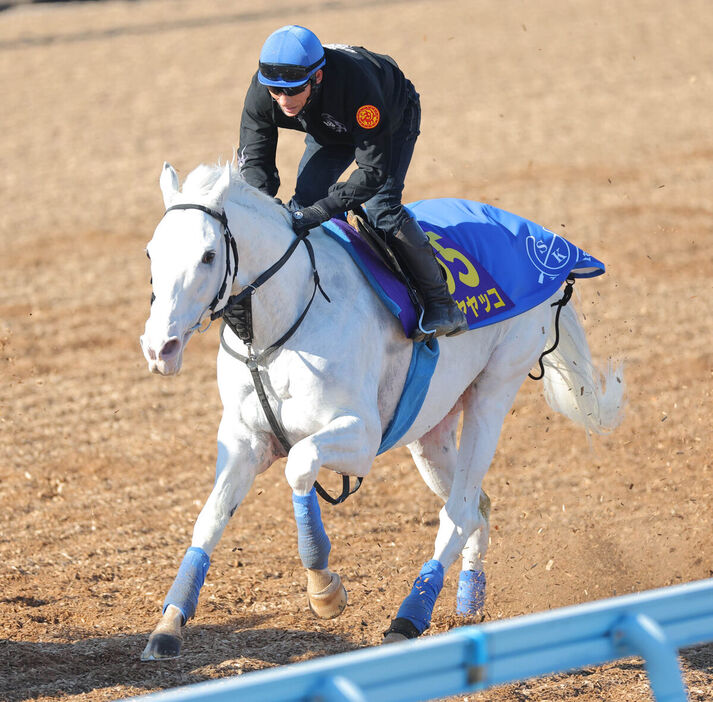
[{"x1": 1, "y1": 1, "x2": 712, "y2": 700}]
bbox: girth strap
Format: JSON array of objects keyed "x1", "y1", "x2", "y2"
[{"x1": 314, "y1": 475, "x2": 364, "y2": 505}]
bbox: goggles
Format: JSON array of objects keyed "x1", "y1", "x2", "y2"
[
  {"x1": 258, "y1": 57, "x2": 323, "y2": 85},
  {"x1": 267, "y1": 82, "x2": 310, "y2": 97}
]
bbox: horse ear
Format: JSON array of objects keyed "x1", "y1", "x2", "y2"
[
  {"x1": 160, "y1": 162, "x2": 180, "y2": 209},
  {"x1": 208, "y1": 163, "x2": 232, "y2": 208}
]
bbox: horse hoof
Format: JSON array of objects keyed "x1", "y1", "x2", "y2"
[
  {"x1": 308, "y1": 572, "x2": 348, "y2": 619},
  {"x1": 382, "y1": 631, "x2": 408, "y2": 645},
  {"x1": 141, "y1": 633, "x2": 182, "y2": 661}
]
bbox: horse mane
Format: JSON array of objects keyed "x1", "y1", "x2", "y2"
[{"x1": 181, "y1": 162, "x2": 292, "y2": 228}]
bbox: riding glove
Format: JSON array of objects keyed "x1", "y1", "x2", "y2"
[{"x1": 291, "y1": 202, "x2": 332, "y2": 236}]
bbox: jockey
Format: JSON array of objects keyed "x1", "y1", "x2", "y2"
[{"x1": 238, "y1": 25, "x2": 468, "y2": 341}]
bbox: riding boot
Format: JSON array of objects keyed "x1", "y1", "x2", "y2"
[{"x1": 391, "y1": 216, "x2": 469, "y2": 341}]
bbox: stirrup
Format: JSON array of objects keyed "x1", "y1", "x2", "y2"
[
  {"x1": 417, "y1": 303, "x2": 468, "y2": 340},
  {"x1": 410, "y1": 308, "x2": 434, "y2": 343}
]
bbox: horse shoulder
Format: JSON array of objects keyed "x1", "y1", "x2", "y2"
[
  {"x1": 216, "y1": 341, "x2": 275, "y2": 433},
  {"x1": 279, "y1": 234, "x2": 411, "y2": 432},
  {"x1": 304, "y1": 233, "x2": 408, "y2": 376}
]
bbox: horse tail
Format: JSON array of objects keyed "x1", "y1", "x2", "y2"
[{"x1": 541, "y1": 301, "x2": 625, "y2": 435}]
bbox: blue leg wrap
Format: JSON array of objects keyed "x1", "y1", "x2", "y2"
[
  {"x1": 456, "y1": 569, "x2": 486, "y2": 616},
  {"x1": 162, "y1": 547, "x2": 210, "y2": 623},
  {"x1": 395, "y1": 559, "x2": 444, "y2": 635},
  {"x1": 292, "y1": 488, "x2": 331, "y2": 571}
]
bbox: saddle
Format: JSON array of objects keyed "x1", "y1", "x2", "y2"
[{"x1": 345, "y1": 207, "x2": 423, "y2": 314}]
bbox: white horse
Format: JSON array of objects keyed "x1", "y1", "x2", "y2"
[{"x1": 139, "y1": 161, "x2": 624, "y2": 659}]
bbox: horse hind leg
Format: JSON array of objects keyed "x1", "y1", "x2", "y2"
[
  {"x1": 385, "y1": 400, "x2": 489, "y2": 642},
  {"x1": 387, "y1": 362, "x2": 525, "y2": 643},
  {"x1": 456, "y1": 490, "x2": 490, "y2": 619},
  {"x1": 386, "y1": 497, "x2": 490, "y2": 639},
  {"x1": 436, "y1": 328, "x2": 549, "y2": 621}
]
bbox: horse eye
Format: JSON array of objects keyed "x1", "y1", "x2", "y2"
[{"x1": 202, "y1": 250, "x2": 216, "y2": 265}]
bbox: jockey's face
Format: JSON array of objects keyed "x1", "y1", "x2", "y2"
[{"x1": 268, "y1": 69, "x2": 323, "y2": 117}]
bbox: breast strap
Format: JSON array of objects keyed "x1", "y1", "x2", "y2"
[{"x1": 220, "y1": 235, "x2": 362, "y2": 506}]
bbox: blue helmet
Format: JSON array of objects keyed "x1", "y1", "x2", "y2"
[{"x1": 258, "y1": 25, "x2": 326, "y2": 88}]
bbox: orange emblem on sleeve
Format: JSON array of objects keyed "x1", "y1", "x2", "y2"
[{"x1": 356, "y1": 104, "x2": 380, "y2": 129}]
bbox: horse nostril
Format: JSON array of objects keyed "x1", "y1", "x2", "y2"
[{"x1": 159, "y1": 338, "x2": 181, "y2": 360}]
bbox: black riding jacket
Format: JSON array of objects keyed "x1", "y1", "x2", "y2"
[{"x1": 238, "y1": 45, "x2": 413, "y2": 215}]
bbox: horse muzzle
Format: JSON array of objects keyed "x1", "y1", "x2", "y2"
[{"x1": 140, "y1": 331, "x2": 186, "y2": 375}]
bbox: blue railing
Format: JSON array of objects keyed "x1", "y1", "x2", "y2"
[{"x1": 132, "y1": 578, "x2": 713, "y2": 702}]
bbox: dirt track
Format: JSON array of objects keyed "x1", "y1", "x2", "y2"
[{"x1": 1, "y1": 1, "x2": 713, "y2": 700}]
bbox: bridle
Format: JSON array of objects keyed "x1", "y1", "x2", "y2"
[
  {"x1": 163, "y1": 203, "x2": 239, "y2": 330},
  {"x1": 156, "y1": 202, "x2": 362, "y2": 505}
]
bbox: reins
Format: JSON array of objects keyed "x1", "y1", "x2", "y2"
[
  {"x1": 528, "y1": 276, "x2": 575, "y2": 381},
  {"x1": 162, "y1": 203, "x2": 362, "y2": 506}
]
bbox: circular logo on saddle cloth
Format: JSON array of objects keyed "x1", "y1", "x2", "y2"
[
  {"x1": 525, "y1": 229, "x2": 572, "y2": 282},
  {"x1": 356, "y1": 104, "x2": 380, "y2": 129}
]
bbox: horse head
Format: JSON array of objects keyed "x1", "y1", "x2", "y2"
[{"x1": 140, "y1": 162, "x2": 233, "y2": 375}]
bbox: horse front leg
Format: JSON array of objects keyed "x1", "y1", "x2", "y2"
[
  {"x1": 285, "y1": 414, "x2": 378, "y2": 620},
  {"x1": 141, "y1": 422, "x2": 273, "y2": 661},
  {"x1": 292, "y1": 487, "x2": 347, "y2": 618}
]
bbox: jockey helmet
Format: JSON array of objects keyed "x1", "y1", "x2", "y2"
[{"x1": 258, "y1": 25, "x2": 326, "y2": 88}]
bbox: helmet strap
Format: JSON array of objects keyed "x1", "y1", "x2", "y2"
[{"x1": 299, "y1": 73, "x2": 322, "y2": 115}]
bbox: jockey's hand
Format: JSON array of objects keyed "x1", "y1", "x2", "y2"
[{"x1": 291, "y1": 203, "x2": 332, "y2": 236}]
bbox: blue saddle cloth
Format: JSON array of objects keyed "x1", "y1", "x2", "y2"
[{"x1": 321, "y1": 198, "x2": 606, "y2": 452}]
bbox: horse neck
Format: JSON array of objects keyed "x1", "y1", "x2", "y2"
[{"x1": 227, "y1": 203, "x2": 314, "y2": 349}]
